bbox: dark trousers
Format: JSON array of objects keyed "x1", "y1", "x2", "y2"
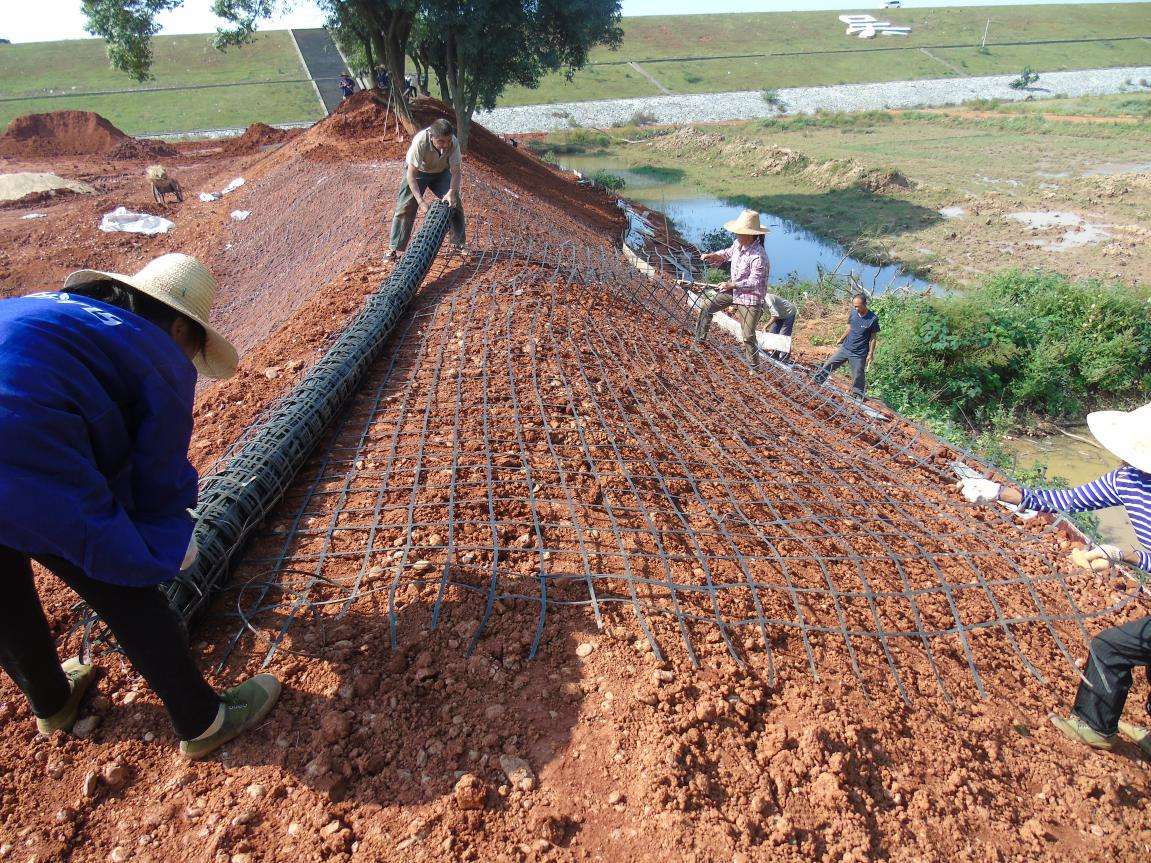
[
  {"x1": 389, "y1": 169, "x2": 466, "y2": 251},
  {"x1": 1073, "y1": 617, "x2": 1151, "y2": 736},
  {"x1": 0, "y1": 546, "x2": 220, "y2": 740},
  {"x1": 814, "y1": 346, "x2": 868, "y2": 397},
  {"x1": 767, "y1": 313, "x2": 796, "y2": 360}
]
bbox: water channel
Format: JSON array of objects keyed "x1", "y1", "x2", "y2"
[
  {"x1": 558, "y1": 154, "x2": 937, "y2": 295},
  {"x1": 558, "y1": 152, "x2": 1139, "y2": 549}
]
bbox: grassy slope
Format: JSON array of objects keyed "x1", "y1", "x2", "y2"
[
  {"x1": 0, "y1": 31, "x2": 324, "y2": 134},
  {"x1": 499, "y1": 2, "x2": 1151, "y2": 105}
]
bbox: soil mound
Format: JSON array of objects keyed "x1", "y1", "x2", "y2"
[
  {"x1": 221, "y1": 122, "x2": 296, "y2": 156},
  {"x1": 0, "y1": 171, "x2": 94, "y2": 204},
  {"x1": 0, "y1": 110, "x2": 128, "y2": 157},
  {"x1": 106, "y1": 137, "x2": 178, "y2": 161}
]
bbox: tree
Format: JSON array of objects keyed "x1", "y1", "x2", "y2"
[
  {"x1": 411, "y1": 0, "x2": 622, "y2": 150},
  {"x1": 81, "y1": 0, "x2": 183, "y2": 81}
]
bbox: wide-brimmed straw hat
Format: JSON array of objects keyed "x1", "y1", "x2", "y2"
[
  {"x1": 1086, "y1": 402, "x2": 1151, "y2": 474},
  {"x1": 723, "y1": 210, "x2": 769, "y2": 236},
  {"x1": 64, "y1": 253, "x2": 238, "y2": 379}
]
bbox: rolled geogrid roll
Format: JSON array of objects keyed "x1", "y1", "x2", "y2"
[{"x1": 164, "y1": 202, "x2": 453, "y2": 625}]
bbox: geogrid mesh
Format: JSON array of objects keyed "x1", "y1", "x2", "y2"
[{"x1": 216, "y1": 174, "x2": 1133, "y2": 703}]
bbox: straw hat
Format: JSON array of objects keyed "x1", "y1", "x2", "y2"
[
  {"x1": 1086, "y1": 402, "x2": 1151, "y2": 474},
  {"x1": 64, "y1": 253, "x2": 238, "y2": 379},
  {"x1": 723, "y1": 210, "x2": 769, "y2": 236}
]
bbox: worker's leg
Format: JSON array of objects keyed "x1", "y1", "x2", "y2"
[
  {"x1": 40, "y1": 556, "x2": 221, "y2": 741},
  {"x1": 768, "y1": 313, "x2": 795, "y2": 360},
  {"x1": 0, "y1": 547, "x2": 72, "y2": 718},
  {"x1": 813, "y1": 347, "x2": 850, "y2": 384},
  {"x1": 388, "y1": 175, "x2": 424, "y2": 252},
  {"x1": 848, "y1": 353, "x2": 868, "y2": 398},
  {"x1": 695, "y1": 292, "x2": 734, "y2": 343},
  {"x1": 1072, "y1": 618, "x2": 1151, "y2": 736},
  {"x1": 428, "y1": 169, "x2": 466, "y2": 246},
  {"x1": 740, "y1": 303, "x2": 764, "y2": 368}
]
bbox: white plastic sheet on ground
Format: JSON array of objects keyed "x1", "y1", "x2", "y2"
[
  {"x1": 20, "y1": 213, "x2": 45, "y2": 220},
  {"x1": 198, "y1": 192, "x2": 219, "y2": 202},
  {"x1": 230, "y1": 210, "x2": 251, "y2": 221},
  {"x1": 99, "y1": 206, "x2": 174, "y2": 235},
  {"x1": 221, "y1": 178, "x2": 246, "y2": 195}
]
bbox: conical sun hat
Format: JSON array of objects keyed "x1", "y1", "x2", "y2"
[
  {"x1": 1086, "y1": 402, "x2": 1151, "y2": 474},
  {"x1": 63, "y1": 253, "x2": 238, "y2": 379},
  {"x1": 723, "y1": 210, "x2": 769, "y2": 235}
]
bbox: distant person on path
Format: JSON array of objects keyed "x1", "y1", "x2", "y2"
[
  {"x1": 385, "y1": 118, "x2": 467, "y2": 262},
  {"x1": 338, "y1": 72, "x2": 356, "y2": 99},
  {"x1": 812, "y1": 293, "x2": 880, "y2": 399},
  {"x1": 957, "y1": 402, "x2": 1151, "y2": 756},
  {"x1": 402, "y1": 76, "x2": 418, "y2": 102},
  {"x1": 0, "y1": 254, "x2": 281, "y2": 759},
  {"x1": 696, "y1": 210, "x2": 770, "y2": 371},
  {"x1": 763, "y1": 291, "x2": 797, "y2": 363}
]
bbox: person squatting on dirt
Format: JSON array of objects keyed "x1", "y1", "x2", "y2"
[
  {"x1": 146, "y1": 164, "x2": 183, "y2": 204},
  {"x1": 696, "y1": 210, "x2": 770, "y2": 370},
  {"x1": 338, "y1": 71, "x2": 356, "y2": 99},
  {"x1": 0, "y1": 254, "x2": 281, "y2": 760},
  {"x1": 386, "y1": 118, "x2": 467, "y2": 262},
  {"x1": 812, "y1": 293, "x2": 880, "y2": 400},
  {"x1": 762, "y1": 291, "x2": 797, "y2": 363},
  {"x1": 958, "y1": 402, "x2": 1151, "y2": 755}
]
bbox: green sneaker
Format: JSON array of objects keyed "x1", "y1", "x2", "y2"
[
  {"x1": 36, "y1": 657, "x2": 98, "y2": 735},
  {"x1": 1050, "y1": 713, "x2": 1115, "y2": 751},
  {"x1": 179, "y1": 674, "x2": 281, "y2": 761},
  {"x1": 1118, "y1": 720, "x2": 1151, "y2": 756}
]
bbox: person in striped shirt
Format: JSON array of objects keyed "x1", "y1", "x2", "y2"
[{"x1": 959, "y1": 402, "x2": 1151, "y2": 755}]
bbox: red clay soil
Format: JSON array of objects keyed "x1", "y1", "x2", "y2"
[
  {"x1": 0, "y1": 110, "x2": 176, "y2": 159},
  {"x1": 0, "y1": 105, "x2": 1149, "y2": 863},
  {"x1": 220, "y1": 123, "x2": 299, "y2": 157}
]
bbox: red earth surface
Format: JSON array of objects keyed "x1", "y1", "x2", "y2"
[{"x1": 0, "y1": 100, "x2": 1149, "y2": 863}]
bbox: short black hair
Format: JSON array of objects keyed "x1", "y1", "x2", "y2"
[
  {"x1": 853, "y1": 292, "x2": 870, "y2": 303},
  {"x1": 66, "y1": 279, "x2": 207, "y2": 354},
  {"x1": 430, "y1": 118, "x2": 455, "y2": 138}
]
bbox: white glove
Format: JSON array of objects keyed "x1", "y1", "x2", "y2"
[
  {"x1": 1070, "y1": 544, "x2": 1124, "y2": 572},
  {"x1": 958, "y1": 477, "x2": 1001, "y2": 504},
  {"x1": 181, "y1": 537, "x2": 199, "y2": 571}
]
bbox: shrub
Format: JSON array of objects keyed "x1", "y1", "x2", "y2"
[
  {"x1": 588, "y1": 169, "x2": 626, "y2": 191},
  {"x1": 699, "y1": 227, "x2": 731, "y2": 253},
  {"x1": 761, "y1": 88, "x2": 786, "y2": 110},
  {"x1": 869, "y1": 270, "x2": 1151, "y2": 430},
  {"x1": 628, "y1": 109, "x2": 659, "y2": 127},
  {"x1": 683, "y1": 72, "x2": 703, "y2": 84},
  {"x1": 1009, "y1": 67, "x2": 1040, "y2": 90}
]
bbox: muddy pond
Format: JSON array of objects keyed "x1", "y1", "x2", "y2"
[{"x1": 559, "y1": 154, "x2": 938, "y2": 295}]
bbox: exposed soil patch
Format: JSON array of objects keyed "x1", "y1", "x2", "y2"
[
  {"x1": 0, "y1": 110, "x2": 176, "y2": 160},
  {"x1": 220, "y1": 123, "x2": 299, "y2": 157}
]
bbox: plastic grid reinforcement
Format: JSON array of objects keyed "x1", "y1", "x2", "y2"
[
  {"x1": 76, "y1": 203, "x2": 453, "y2": 654},
  {"x1": 212, "y1": 174, "x2": 1136, "y2": 704}
]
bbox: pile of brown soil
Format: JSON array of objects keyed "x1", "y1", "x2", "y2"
[
  {"x1": 220, "y1": 122, "x2": 297, "y2": 156},
  {"x1": 0, "y1": 110, "x2": 175, "y2": 160}
]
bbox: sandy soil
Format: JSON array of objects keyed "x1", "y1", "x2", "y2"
[{"x1": 0, "y1": 97, "x2": 1149, "y2": 863}]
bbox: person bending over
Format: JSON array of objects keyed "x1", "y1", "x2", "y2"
[
  {"x1": 959, "y1": 402, "x2": 1151, "y2": 754},
  {"x1": 385, "y1": 118, "x2": 467, "y2": 261},
  {"x1": 0, "y1": 254, "x2": 281, "y2": 760}
]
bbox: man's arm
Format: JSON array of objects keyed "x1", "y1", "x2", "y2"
[
  {"x1": 407, "y1": 164, "x2": 425, "y2": 212},
  {"x1": 446, "y1": 147, "x2": 462, "y2": 207},
  {"x1": 867, "y1": 335, "x2": 879, "y2": 365}
]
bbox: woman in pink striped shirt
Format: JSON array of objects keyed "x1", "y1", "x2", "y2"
[{"x1": 696, "y1": 210, "x2": 770, "y2": 370}]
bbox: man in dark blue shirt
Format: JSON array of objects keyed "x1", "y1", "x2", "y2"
[{"x1": 813, "y1": 293, "x2": 881, "y2": 399}]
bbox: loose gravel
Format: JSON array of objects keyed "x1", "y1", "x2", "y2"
[{"x1": 477, "y1": 65, "x2": 1151, "y2": 133}]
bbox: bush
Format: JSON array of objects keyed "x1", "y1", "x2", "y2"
[
  {"x1": 699, "y1": 227, "x2": 731, "y2": 253},
  {"x1": 869, "y1": 270, "x2": 1151, "y2": 431},
  {"x1": 683, "y1": 72, "x2": 703, "y2": 84},
  {"x1": 761, "y1": 88, "x2": 786, "y2": 110},
  {"x1": 532, "y1": 128, "x2": 612, "y2": 156},
  {"x1": 1009, "y1": 67, "x2": 1040, "y2": 90},
  {"x1": 628, "y1": 109, "x2": 659, "y2": 127},
  {"x1": 588, "y1": 169, "x2": 626, "y2": 191}
]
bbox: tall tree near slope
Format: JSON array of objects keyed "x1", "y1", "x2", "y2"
[
  {"x1": 82, "y1": 0, "x2": 421, "y2": 126},
  {"x1": 412, "y1": 0, "x2": 622, "y2": 151}
]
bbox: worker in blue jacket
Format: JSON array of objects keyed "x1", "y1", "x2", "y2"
[{"x1": 0, "y1": 254, "x2": 280, "y2": 760}]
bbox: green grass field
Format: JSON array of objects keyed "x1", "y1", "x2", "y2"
[
  {"x1": 500, "y1": 2, "x2": 1151, "y2": 105},
  {"x1": 0, "y1": 31, "x2": 324, "y2": 134}
]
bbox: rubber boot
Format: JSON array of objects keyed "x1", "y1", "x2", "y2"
[
  {"x1": 179, "y1": 674, "x2": 281, "y2": 760},
  {"x1": 36, "y1": 657, "x2": 98, "y2": 735},
  {"x1": 1118, "y1": 720, "x2": 1151, "y2": 757},
  {"x1": 1049, "y1": 712, "x2": 1116, "y2": 751}
]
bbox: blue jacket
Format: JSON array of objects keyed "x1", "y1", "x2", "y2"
[{"x1": 0, "y1": 292, "x2": 198, "y2": 586}]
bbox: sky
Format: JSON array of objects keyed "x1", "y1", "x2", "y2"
[{"x1": 3, "y1": 0, "x2": 1147, "y2": 43}]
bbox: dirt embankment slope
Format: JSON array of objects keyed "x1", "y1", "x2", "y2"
[{"x1": 0, "y1": 102, "x2": 1147, "y2": 863}]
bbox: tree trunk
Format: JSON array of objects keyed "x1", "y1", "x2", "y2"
[{"x1": 443, "y1": 32, "x2": 471, "y2": 152}]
